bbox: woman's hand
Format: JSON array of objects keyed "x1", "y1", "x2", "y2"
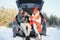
[{"x1": 32, "y1": 19, "x2": 36, "y2": 22}]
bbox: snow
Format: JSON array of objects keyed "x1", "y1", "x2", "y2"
[
  {"x1": 42, "y1": 27, "x2": 60, "y2": 40},
  {"x1": 0, "y1": 27, "x2": 60, "y2": 40}
]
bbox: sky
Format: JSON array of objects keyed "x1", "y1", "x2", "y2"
[
  {"x1": 42, "y1": 0, "x2": 60, "y2": 17},
  {"x1": 0, "y1": 0, "x2": 60, "y2": 17}
]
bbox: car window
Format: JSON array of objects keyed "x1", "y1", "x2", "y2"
[{"x1": 20, "y1": 3, "x2": 40, "y2": 8}]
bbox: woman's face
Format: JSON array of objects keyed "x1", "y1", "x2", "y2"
[{"x1": 33, "y1": 11, "x2": 38, "y2": 15}]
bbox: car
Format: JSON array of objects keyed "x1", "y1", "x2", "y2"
[{"x1": 13, "y1": 0, "x2": 46, "y2": 40}]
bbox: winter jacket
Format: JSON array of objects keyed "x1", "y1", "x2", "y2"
[{"x1": 16, "y1": 13, "x2": 25, "y2": 25}]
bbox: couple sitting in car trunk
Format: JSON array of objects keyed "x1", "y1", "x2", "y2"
[{"x1": 15, "y1": 7, "x2": 46, "y2": 39}]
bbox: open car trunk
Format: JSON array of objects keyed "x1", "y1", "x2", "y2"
[
  {"x1": 16, "y1": 0, "x2": 42, "y2": 4},
  {"x1": 16, "y1": 0, "x2": 44, "y2": 15}
]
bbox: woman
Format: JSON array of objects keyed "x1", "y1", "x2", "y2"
[{"x1": 29, "y1": 7, "x2": 42, "y2": 40}]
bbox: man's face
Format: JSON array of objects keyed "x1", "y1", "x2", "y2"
[{"x1": 20, "y1": 10, "x2": 23, "y2": 13}]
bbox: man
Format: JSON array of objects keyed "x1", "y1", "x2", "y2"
[
  {"x1": 16, "y1": 9, "x2": 31, "y2": 37},
  {"x1": 29, "y1": 7, "x2": 42, "y2": 39},
  {"x1": 16, "y1": 9, "x2": 25, "y2": 26}
]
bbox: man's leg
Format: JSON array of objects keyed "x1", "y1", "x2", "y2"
[
  {"x1": 25, "y1": 23, "x2": 31, "y2": 36},
  {"x1": 21, "y1": 23, "x2": 28, "y2": 36}
]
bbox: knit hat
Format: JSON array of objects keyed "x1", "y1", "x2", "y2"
[{"x1": 33, "y1": 7, "x2": 38, "y2": 13}]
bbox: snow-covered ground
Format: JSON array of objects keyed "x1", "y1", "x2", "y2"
[{"x1": 0, "y1": 26, "x2": 60, "y2": 40}]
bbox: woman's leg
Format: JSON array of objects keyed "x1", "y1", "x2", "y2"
[{"x1": 33, "y1": 24, "x2": 41, "y2": 40}]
